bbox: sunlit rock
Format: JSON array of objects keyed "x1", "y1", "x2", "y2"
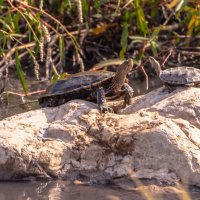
[{"x1": 0, "y1": 87, "x2": 199, "y2": 187}]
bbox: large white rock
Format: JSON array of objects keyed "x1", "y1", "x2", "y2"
[{"x1": 0, "y1": 87, "x2": 199, "y2": 186}]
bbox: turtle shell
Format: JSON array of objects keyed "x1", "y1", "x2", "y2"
[
  {"x1": 160, "y1": 67, "x2": 200, "y2": 85},
  {"x1": 39, "y1": 71, "x2": 115, "y2": 107}
]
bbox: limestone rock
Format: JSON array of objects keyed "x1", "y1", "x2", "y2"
[{"x1": 0, "y1": 87, "x2": 199, "y2": 187}]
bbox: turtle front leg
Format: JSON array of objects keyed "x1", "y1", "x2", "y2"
[
  {"x1": 96, "y1": 87, "x2": 112, "y2": 113},
  {"x1": 165, "y1": 83, "x2": 176, "y2": 93},
  {"x1": 122, "y1": 83, "x2": 134, "y2": 106}
]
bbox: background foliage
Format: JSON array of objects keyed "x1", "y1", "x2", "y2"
[{"x1": 0, "y1": 0, "x2": 199, "y2": 93}]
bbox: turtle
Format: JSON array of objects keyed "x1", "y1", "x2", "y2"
[
  {"x1": 38, "y1": 59, "x2": 134, "y2": 112},
  {"x1": 149, "y1": 56, "x2": 200, "y2": 90}
]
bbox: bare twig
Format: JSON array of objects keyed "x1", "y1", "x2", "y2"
[
  {"x1": 45, "y1": 45, "x2": 52, "y2": 79},
  {"x1": 0, "y1": 42, "x2": 35, "y2": 67},
  {"x1": 161, "y1": 48, "x2": 174, "y2": 67},
  {"x1": 140, "y1": 65, "x2": 149, "y2": 90},
  {"x1": 0, "y1": 51, "x2": 28, "y2": 77},
  {"x1": 76, "y1": 51, "x2": 85, "y2": 72},
  {"x1": 14, "y1": 0, "x2": 80, "y2": 49}
]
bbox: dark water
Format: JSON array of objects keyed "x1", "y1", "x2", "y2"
[
  {"x1": 0, "y1": 79, "x2": 43, "y2": 120},
  {"x1": 0, "y1": 181, "x2": 140, "y2": 200},
  {"x1": 0, "y1": 180, "x2": 200, "y2": 200}
]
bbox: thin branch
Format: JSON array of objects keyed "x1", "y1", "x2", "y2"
[{"x1": 140, "y1": 65, "x2": 149, "y2": 91}]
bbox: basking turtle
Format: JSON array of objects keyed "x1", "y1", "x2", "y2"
[
  {"x1": 149, "y1": 56, "x2": 200, "y2": 90},
  {"x1": 39, "y1": 59, "x2": 134, "y2": 112}
]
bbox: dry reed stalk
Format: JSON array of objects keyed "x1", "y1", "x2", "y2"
[
  {"x1": 39, "y1": 37, "x2": 44, "y2": 62},
  {"x1": 33, "y1": 56, "x2": 40, "y2": 80},
  {"x1": 76, "y1": 0, "x2": 83, "y2": 23},
  {"x1": 42, "y1": 24, "x2": 51, "y2": 42},
  {"x1": 39, "y1": 0, "x2": 43, "y2": 10}
]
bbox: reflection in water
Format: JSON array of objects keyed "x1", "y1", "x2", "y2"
[
  {"x1": 0, "y1": 181, "x2": 199, "y2": 200},
  {"x1": 0, "y1": 181, "x2": 140, "y2": 200}
]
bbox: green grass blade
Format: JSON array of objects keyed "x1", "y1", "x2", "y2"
[
  {"x1": 120, "y1": 23, "x2": 129, "y2": 58},
  {"x1": 94, "y1": 0, "x2": 107, "y2": 9},
  {"x1": 1, "y1": 33, "x2": 7, "y2": 55},
  {"x1": 15, "y1": 50, "x2": 28, "y2": 94},
  {"x1": 82, "y1": 0, "x2": 89, "y2": 19},
  {"x1": 135, "y1": 0, "x2": 149, "y2": 36},
  {"x1": 0, "y1": 0, "x2": 4, "y2": 7},
  {"x1": 12, "y1": 12, "x2": 20, "y2": 33},
  {"x1": 59, "y1": 35, "x2": 65, "y2": 69}
]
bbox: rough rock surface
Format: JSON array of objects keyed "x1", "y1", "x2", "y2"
[{"x1": 0, "y1": 87, "x2": 199, "y2": 187}]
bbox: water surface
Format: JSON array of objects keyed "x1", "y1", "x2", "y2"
[{"x1": 0, "y1": 180, "x2": 200, "y2": 200}]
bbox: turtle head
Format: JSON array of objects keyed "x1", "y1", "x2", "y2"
[
  {"x1": 149, "y1": 56, "x2": 161, "y2": 76},
  {"x1": 110, "y1": 58, "x2": 134, "y2": 91},
  {"x1": 115, "y1": 58, "x2": 134, "y2": 77},
  {"x1": 122, "y1": 58, "x2": 134, "y2": 73},
  {"x1": 128, "y1": 58, "x2": 134, "y2": 70}
]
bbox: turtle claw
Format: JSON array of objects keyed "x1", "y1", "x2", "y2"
[
  {"x1": 164, "y1": 84, "x2": 176, "y2": 93},
  {"x1": 96, "y1": 87, "x2": 113, "y2": 113},
  {"x1": 99, "y1": 105, "x2": 113, "y2": 113},
  {"x1": 122, "y1": 83, "x2": 134, "y2": 107}
]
